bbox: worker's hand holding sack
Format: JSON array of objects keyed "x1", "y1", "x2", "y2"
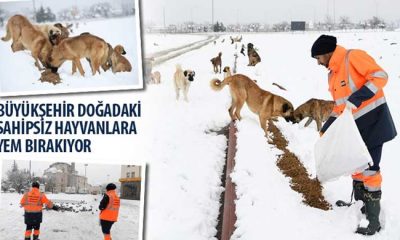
[{"x1": 314, "y1": 108, "x2": 372, "y2": 182}]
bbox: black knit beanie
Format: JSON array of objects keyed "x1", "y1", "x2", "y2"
[
  {"x1": 32, "y1": 182, "x2": 40, "y2": 188},
  {"x1": 106, "y1": 183, "x2": 117, "y2": 191},
  {"x1": 311, "y1": 35, "x2": 337, "y2": 58}
]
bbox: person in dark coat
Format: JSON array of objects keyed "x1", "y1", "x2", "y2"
[{"x1": 312, "y1": 35, "x2": 397, "y2": 236}]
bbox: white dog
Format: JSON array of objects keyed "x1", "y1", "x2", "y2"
[{"x1": 173, "y1": 64, "x2": 195, "y2": 102}]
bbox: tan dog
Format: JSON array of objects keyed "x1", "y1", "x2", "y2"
[
  {"x1": 210, "y1": 74, "x2": 294, "y2": 134},
  {"x1": 293, "y1": 98, "x2": 334, "y2": 131},
  {"x1": 223, "y1": 66, "x2": 232, "y2": 78},
  {"x1": 173, "y1": 64, "x2": 195, "y2": 102},
  {"x1": 111, "y1": 45, "x2": 132, "y2": 73},
  {"x1": 151, "y1": 71, "x2": 161, "y2": 84},
  {"x1": 48, "y1": 34, "x2": 109, "y2": 76},
  {"x1": 77, "y1": 32, "x2": 113, "y2": 73},
  {"x1": 1, "y1": 14, "x2": 53, "y2": 70},
  {"x1": 247, "y1": 43, "x2": 261, "y2": 66},
  {"x1": 210, "y1": 52, "x2": 222, "y2": 74},
  {"x1": 50, "y1": 23, "x2": 72, "y2": 45}
]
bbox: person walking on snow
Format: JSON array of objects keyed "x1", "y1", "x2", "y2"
[
  {"x1": 99, "y1": 183, "x2": 121, "y2": 240},
  {"x1": 311, "y1": 35, "x2": 397, "y2": 235},
  {"x1": 20, "y1": 181, "x2": 59, "y2": 240}
]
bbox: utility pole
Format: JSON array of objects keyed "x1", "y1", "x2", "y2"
[
  {"x1": 333, "y1": 0, "x2": 336, "y2": 29},
  {"x1": 163, "y1": 7, "x2": 166, "y2": 30},
  {"x1": 212, "y1": 0, "x2": 214, "y2": 28}
]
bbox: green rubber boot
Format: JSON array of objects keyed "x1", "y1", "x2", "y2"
[
  {"x1": 353, "y1": 180, "x2": 366, "y2": 214},
  {"x1": 356, "y1": 190, "x2": 382, "y2": 235}
]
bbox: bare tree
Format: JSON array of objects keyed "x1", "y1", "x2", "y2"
[{"x1": 338, "y1": 16, "x2": 352, "y2": 30}]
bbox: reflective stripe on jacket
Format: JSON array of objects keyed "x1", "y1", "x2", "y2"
[
  {"x1": 20, "y1": 188, "x2": 53, "y2": 213},
  {"x1": 99, "y1": 190, "x2": 120, "y2": 222},
  {"x1": 321, "y1": 45, "x2": 396, "y2": 147}
]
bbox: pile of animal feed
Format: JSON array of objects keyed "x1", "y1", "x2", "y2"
[
  {"x1": 40, "y1": 69, "x2": 61, "y2": 85},
  {"x1": 267, "y1": 120, "x2": 331, "y2": 210}
]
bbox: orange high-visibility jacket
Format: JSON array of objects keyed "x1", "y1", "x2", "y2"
[
  {"x1": 321, "y1": 45, "x2": 396, "y2": 147},
  {"x1": 20, "y1": 188, "x2": 53, "y2": 213},
  {"x1": 327, "y1": 45, "x2": 387, "y2": 118},
  {"x1": 99, "y1": 190, "x2": 120, "y2": 222}
]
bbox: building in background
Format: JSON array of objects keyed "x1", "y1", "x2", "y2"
[
  {"x1": 43, "y1": 162, "x2": 89, "y2": 194},
  {"x1": 119, "y1": 165, "x2": 141, "y2": 200}
]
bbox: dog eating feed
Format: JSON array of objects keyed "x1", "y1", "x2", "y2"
[{"x1": 210, "y1": 74, "x2": 294, "y2": 135}]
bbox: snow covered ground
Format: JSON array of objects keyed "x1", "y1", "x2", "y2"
[
  {"x1": 0, "y1": 16, "x2": 143, "y2": 96},
  {"x1": 143, "y1": 33, "x2": 209, "y2": 55},
  {"x1": 0, "y1": 193, "x2": 140, "y2": 239},
  {"x1": 140, "y1": 31, "x2": 400, "y2": 239}
]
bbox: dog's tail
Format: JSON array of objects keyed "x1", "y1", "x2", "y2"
[
  {"x1": 176, "y1": 64, "x2": 182, "y2": 71},
  {"x1": 210, "y1": 77, "x2": 230, "y2": 91},
  {"x1": 1, "y1": 21, "x2": 11, "y2": 42}
]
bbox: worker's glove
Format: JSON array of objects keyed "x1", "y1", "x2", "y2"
[
  {"x1": 345, "y1": 101, "x2": 357, "y2": 110},
  {"x1": 52, "y1": 205, "x2": 60, "y2": 211},
  {"x1": 319, "y1": 132, "x2": 324, "y2": 137}
]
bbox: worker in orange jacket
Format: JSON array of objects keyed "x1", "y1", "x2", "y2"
[
  {"x1": 99, "y1": 183, "x2": 121, "y2": 240},
  {"x1": 311, "y1": 35, "x2": 397, "y2": 235},
  {"x1": 20, "y1": 182, "x2": 59, "y2": 240}
]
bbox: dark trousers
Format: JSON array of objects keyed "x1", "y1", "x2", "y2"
[
  {"x1": 368, "y1": 144, "x2": 383, "y2": 171},
  {"x1": 26, "y1": 223, "x2": 40, "y2": 231},
  {"x1": 100, "y1": 220, "x2": 115, "y2": 234}
]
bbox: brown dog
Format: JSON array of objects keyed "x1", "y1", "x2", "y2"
[
  {"x1": 1, "y1": 14, "x2": 53, "y2": 70},
  {"x1": 174, "y1": 64, "x2": 195, "y2": 102},
  {"x1": 111, "y1": 45, "x2": 132, "y2": 73},
  {"x1": 210, "y1": 74, "x2": 294, "y2": 134},
  {"x1": 247, "y1": 43, "x2": 261, "y2": 66},
  {"x1": 77, "y1": 32, "x2": 113, "y2": 73},
  {"x1": 223, "y1": 66, "x2": 232, "y2": 78},
  {"x1": 48, "y1": 34, "x2": 109, "y2": 76},
  {"x1": 210, "y1": 52, "x2": 222, "y2": 74},
  {"x1": 293, "y1": 98, "x2": 334, "y2": 131}
]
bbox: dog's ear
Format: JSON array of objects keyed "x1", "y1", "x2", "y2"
[
  {"x1": 54, "y1": 23, "x2": 62, "y2": 28},
  {"x1": 184, "y1": 70, "x2": 188, "y2": 77}
]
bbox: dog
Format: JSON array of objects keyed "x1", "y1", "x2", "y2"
[
  {"x1": 50, "y1": 23, "x2": 73, "y2": 45},
  {"x1": 223, "y1": 66, "x2": 232, "y2": 78},
  {"x1": 150, "y1": 71, "x2": 161, "y2": 84},
  {"x1": 293, "y1": 98, "x2": 334, "y2": 131},
  {"x1": 173, "y1": 64, "x2": 195, "y2": 102},
  {"x1": 48, "y1": 33, "x2": 109, "y2": 76},
  {"x1": 1, "y1": 14, "x2": 53, "y2": 71},
  {"x1": 210, "y1": 74, "x2": 294, "y2": 135},
  {"x1": 78, "y1": 32, "x2": 113, "y2": 73},
  {"x1": 247, "y1": 43, "x2": 261, "y2": 66},
  {"x1": 111, "y1": 44, "x2": 132, "y2": 73},
  {"x1": 210, "y1": 52, "x2": 222, "y2": 74}
]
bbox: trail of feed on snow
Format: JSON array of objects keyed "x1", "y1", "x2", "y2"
[{"x1": 268, "y1": 120, "x2": 331, "y2": 210}]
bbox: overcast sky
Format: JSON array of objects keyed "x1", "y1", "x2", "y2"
[
  {"x1": 1, "y1": 159, "x2": 125, "y2": 186},
  {"x1": 1, "y1": 0, "x2": 399, "y2": 25},
  {"x1": 141, "y1": 0, "x2": 400, "y2": 25}
]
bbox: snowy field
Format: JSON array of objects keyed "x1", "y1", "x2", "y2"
[
  {"x1": 143, "y1": 33, "x2": 209, "y2": 55},
  {"x1": 0, "y1": 16, "x2": 143, "y2": 96},
  {"x1": 0, "y1": 193, "x2": 140, "y2": 239},
  {"x1": 141, "y1": 31, "x2": 400, "y2": 239}
]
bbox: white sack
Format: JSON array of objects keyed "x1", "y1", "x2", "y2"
[{"x1": 314, "y1": 108, "x2": 372, "y2": 182}]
